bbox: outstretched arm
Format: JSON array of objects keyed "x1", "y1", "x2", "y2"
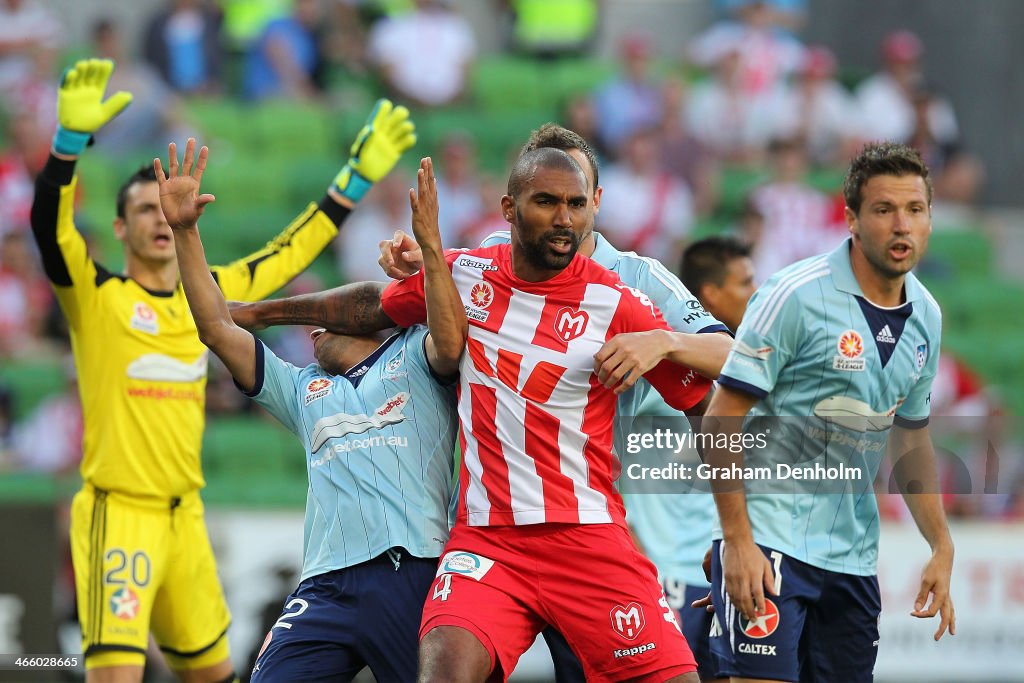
[
  {"x1": 228, "y1": 281, "x2": 394, "y2": 334},
  {"x1": 155, "y1": 139, "x2": 257, "y2": 391},
  {"x1": 410, "y1": 157, "x2": 466, "y2": 376}
]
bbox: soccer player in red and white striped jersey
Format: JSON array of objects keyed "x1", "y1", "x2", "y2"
[{"x1": 381, "y1": 148, "x2": 709, "y2": 683}]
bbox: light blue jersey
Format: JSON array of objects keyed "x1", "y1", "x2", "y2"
[
  {"x1": 717, "y1": 239, "x2": 942, "y2": 575},
  {"x1": 481, "y1": 230, "x2": 728, "y2": 586},
  {"x1": 245, "y1": 326, "x2": 458, "y2": 581}
]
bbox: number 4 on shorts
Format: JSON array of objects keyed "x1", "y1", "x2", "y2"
[{"x1": 432, "y1": 574, "x2": 453, "y2": 601}]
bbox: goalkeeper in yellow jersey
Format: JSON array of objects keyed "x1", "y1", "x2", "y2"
[{"x1": 29, "y1": 58, "x2": 416, "y2": 683}]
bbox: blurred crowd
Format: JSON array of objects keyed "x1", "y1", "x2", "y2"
[{"x1": 0, "y1": 0, "x2": 1019, "y2": 517}]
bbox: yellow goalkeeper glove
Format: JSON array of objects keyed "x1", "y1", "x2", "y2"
[
  {"x1": 332, "y1": 99, "x2": 416, "y2": 203},
  {"x1": 53, "y1": 59, "x2": 133, "y2": 156}
]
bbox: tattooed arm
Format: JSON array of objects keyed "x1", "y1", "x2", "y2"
[{"x1": 228, "y1": 281, "x2": 395, "y2": 334}]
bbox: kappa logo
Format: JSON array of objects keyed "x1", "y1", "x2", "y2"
[
  {"x1": 455, "y1": 255, "x2": 498, "y2": 272},
  {"x1": 555, "y1": 307, "x2": 589, "y2": 342},
  {"x1": 610, "y1": 602, "x2": 646, "y2": 641},
  {"x1": 833, "y1": 330, "x2": 866, "y2": 372},
  {"x1": 739, "y1": 598, "x2": 780, "y2": 639},
  {"x1": 613, "y1": 642, "x2": 656, "y2": 659},
  {"x1": 875, "y1": 324, "x2": 896, "y2": 344},
  {"x1": 305, "y1": 378, "x2": 333, "y2": 405},
  {"x1": 130, "y1": 302, "x2": 159, "y2": 335},
  {"x1": 110, "y1": 587, "x2": 139, "y2": 620}
]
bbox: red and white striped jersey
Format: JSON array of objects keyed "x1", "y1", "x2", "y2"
[{"x1": 382, "y1": 244, "x2": 711, "y2": 527}]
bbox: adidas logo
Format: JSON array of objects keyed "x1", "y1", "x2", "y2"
[{"x1": 876, "y1": 325, "x2": 896, "y2": 344}]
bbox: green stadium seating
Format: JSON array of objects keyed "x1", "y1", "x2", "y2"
[
  {"x1": 201, "y1": 415, "x2": 307, "y2": 507},
  {"x1": 0, "y1": 359, "x2": 68, "y2": 421},
  {"x1": 471, "y1": 56, "x2": 547, "y2": 112}
]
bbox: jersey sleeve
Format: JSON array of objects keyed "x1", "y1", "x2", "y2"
[
  {"x1": 380, "y1": 249, "x2": 463, "y2": 327},
  {"x1": 240, "y1": 339, "x2": 304, "y2": 434},
  {"x1": 478, "y1": 230, "x2": 511, "y2": 248},
  {"x1": 610, "y1": 283, "x2": 712, "y2": 411},
  {"x1": 211, "y1": 197, "x2": 347, "y2": 301},
  {"x1": 634, "y1": 257, "x2": 729, "y2": 335},
  {"x1": 718, "y1": 282, "x2": 803, "y2": 399},
  {"x1": 895, "y1": 318, "x2": 942, "y2": 428},
  {"x1": 29, "y1": 156, "x2": 98, "y2": 331}
]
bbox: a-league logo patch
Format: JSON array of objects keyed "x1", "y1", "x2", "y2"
[
  {"x1": 304, "y1": 378, "x2": 333, "y2": 405},
  {"x1": 110, "y1": 587, "x2": 139, "y2": 620},
  {"x1": 610, "y1": 602, "x2": 646, "y2": 641},
  {"x1": 833, "y1": 330, "x2": 866, "y2": 371},
  {"x1": 130, "y1": 302, "x2": 159, "y2": 335},
  {"x1": 466, "y1": 281, "x2": 494, "y2": 322},
  {"x1": 739, "y1": 598, "x2": 780, "y2": 639}
]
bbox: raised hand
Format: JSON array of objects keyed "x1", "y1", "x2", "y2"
[
  {"x1": 53, "y1": 58, "x2": 133, "y2": 156},
  {"x1": 153, "y1": 138, "x2": 216, "y2": 231},
  {"x1": 409, "y1": 157, "x2": 441, "y2": 253},
  {"x1": 332, "y1": 98, "x2": 417, "y2": 204},
  {"x1": 378, "y1": 229, "x2": 423, "y2": 279}
]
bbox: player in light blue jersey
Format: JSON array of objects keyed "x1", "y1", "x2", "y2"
[
  {"x1": 379, "y1": 124, "x2": 733, "y2": 681},
  {"x1": 157, "y1": 149, "x2": 466, "y2": 682},
  {"x1": 704, "y1": 142, "x2": 955, "y2": 683}
]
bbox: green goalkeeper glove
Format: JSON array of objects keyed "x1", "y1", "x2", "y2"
[
  {"x1": 53, "y1": 59, "x2": 133, "y2": 156},
  {"x1": 331, "y1": 99, "x2": 416, "y2": 203}
]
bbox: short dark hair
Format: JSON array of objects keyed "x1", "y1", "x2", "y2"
[
  {"x1": 681, "y1": 236, "x2": 752, "y2": 294},
  {"x1": 843, "y1": 141, "x2": 932, "y2": 214},
  {"x1": 507, "y1": 147, "x2": 585, "y2": 198},
  {"x1": 116, "y1": 165, "x2": 158, "y2": 218},
  {"x1": 521, "y1": 123, "x2": 600, "y2": 191}
]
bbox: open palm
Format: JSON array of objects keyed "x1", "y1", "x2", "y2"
[{"x1": 154, "y1": 138, "x2": 215, "y2": 231}]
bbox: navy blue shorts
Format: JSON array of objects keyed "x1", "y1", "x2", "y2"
[
  {"x1": 663, "y1": 578, "x2": 714, "y2": 680},
  {"x1": 542, "y1": 578, "x2": 713, "y2": 682},
  {"x1": 708, "y1": 540, "x2": 881, "y2": 683},
  {"x1": 250, "y1": 550, "x2": 437, "y2": 683}
]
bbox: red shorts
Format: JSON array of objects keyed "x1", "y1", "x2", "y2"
[{"x1": 420, "y1": 523, "x2": 697, "y2": 682}]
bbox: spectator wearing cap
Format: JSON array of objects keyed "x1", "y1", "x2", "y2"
[
  {"x1": 591, "y1": 33, "x2": 664, "y2": 155},
  {"x1": 770, "y1": 45, "x2": 863, "y2": 167}
]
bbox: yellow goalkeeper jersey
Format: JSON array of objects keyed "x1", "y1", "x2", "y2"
[{"x1": 31, "y1": 158, "x2": 346, "y2": 498}]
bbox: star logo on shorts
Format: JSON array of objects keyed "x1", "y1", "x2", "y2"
[
  {"x1": 739, "y1": 598, "x2": 779, "y2": 639},
  {"x1": 110, "y1": 587, "x2": 140, "y2": 620}
]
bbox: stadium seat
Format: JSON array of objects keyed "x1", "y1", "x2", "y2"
[
  {"x1": 471, "y1": 56, "x2": 547, "y2": 112},
  {"x1": 201, "y1": 416, "x2": 307, "y2": 507},
  {"x1": 0, "y1": 359, "x2": 68, "y2": 421}
]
